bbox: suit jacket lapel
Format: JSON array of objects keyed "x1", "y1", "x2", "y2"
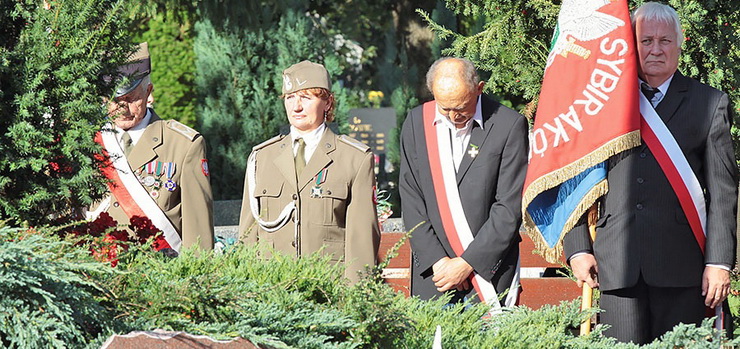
[
  {"x1": 456, "y1": 97, "x2": 494, "y2": 185},
  {"x1": 456, "y1": 121, "x2": 484, "y2": 184},
  {"x1": 127, "y1": 112, "x2": 163, "y2": 171},
  {"x1": 273, "y1": 136, "x2": 299, "y2": 194},
  {"x1": 298, "y1": 128, "x2": 335, "y2": 191},
  {"x1": 655, "y1": 71, "x2": 688, "y2": 124}
]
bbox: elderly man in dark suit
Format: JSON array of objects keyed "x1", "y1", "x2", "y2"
[
  {"x1": 399, "y1": 57, "x2": 528, "y2": 307},
  {"x1": 565, "y1": 2, "x2": 737, "y2": 344}
]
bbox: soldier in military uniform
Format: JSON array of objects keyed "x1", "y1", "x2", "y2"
[
  {"x1": 88, "y1": 43, "x2": 213, "y2": 252},
  {"x1": 239, "y1": 60, "x2": 380, "y2": 283}
]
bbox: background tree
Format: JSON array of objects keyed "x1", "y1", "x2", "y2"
[
  {"x1": 134, "y1": 14, "x2": 197, "y2": 127},
  {"x1": 0, "y1": 0, "x2": 134, "y2": 225}
]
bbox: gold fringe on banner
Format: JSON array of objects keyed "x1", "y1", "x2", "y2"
[
  {"x1": 522, "y1": 129, "x2": 641, "y2": 263},
  {"x1": 524, "y1": 180, "x2": 607, "y2": 263}
]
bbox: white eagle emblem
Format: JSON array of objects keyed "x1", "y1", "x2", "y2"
[
  {"x1": 283, "y1": 74, "x2": 293, "y2": 91},
  {"x1": 546, "y1": 0, "x2": 625, "y2": 70}
]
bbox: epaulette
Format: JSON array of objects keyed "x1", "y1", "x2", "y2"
[
  {"x1": 338, "y1": 135, "x2": 370, "y2": 152},
  {"x1": 252, "y1": 135, "x2": 285, "y2": 151},
  {"x1": 166, "y1": 120, "x2": 199, "y2": 141}
]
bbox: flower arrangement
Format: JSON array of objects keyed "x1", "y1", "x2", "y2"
[
  {"x1": 57, "y1": 213, "x2": 170, "y2": 266},
  {"x1": 368, "y1": 90, "x2": 384, "y2": 108}
]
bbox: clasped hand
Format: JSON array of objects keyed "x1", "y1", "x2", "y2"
[{"x1": 432, "y1": 256, "x2": 474, "y2": 292}]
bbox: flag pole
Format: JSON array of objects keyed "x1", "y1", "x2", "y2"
[{"x1": 580, "y1": 204, "x2": 599, "y2": 335}]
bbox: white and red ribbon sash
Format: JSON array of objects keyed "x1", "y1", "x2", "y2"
[
  {"x1": 422, "y1": 101, "x2": 519, "y2": 308},
  {"x1": 95, "y1": 125, "x2": 182, "y2": 251},
  {"x1": 639, "y1": 95, "x2": 723, "y2": 328},
  {"x1": 639, "y1": 95, "x2": 706, "y2": 252}
]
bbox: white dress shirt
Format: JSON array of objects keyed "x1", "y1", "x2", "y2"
[
  {"x1": 433, "y1": 96, "x2": 484, "y2": 170},
  {"x1": 115, "y1": 109, "x2": 152, "y2": 147},
  {"x1": 290, "y1": 123, "x2": 326, "y2": 164}
]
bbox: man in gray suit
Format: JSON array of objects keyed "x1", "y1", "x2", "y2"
[
  {"x1": 399, "y1": 57, "x2": 528, "y2": 306},
  {"x1": 565, "y1": 2, "x2": 737, "y2": 343}
]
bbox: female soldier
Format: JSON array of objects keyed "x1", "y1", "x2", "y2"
[{"x1": 239, "y1": 60, "x2": 380, "y2": 283}]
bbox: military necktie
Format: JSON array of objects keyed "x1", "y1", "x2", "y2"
[
  {"x1": 121, "y1": 131, "x2": 133, "y2": 156},
  {"x1": 640, "y1": 82, "x2": 662, "y2": 107},
  {"x1": 294, "y1": 138, "x2": 306, "y2": 178}
]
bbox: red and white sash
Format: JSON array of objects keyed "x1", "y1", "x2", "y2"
[
  {"x1": 639, "y1": 94, "x2": 706, "y2": 251},
  {"x1": 93, "y1": 125, "x2": 182, "y2": 251},
  {"x1": 639, "y1": 94, "x2": 723, "y2": 327},
  {"x1": 422, "y1": 101, "x2": 519, "y2": 309}
]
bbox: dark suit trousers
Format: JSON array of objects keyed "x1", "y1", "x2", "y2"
[{"x1": 600, "y1": 274, "x2": 708, "y2": 344}]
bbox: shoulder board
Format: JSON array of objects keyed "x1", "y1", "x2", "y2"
[
  {"x1": 166, "y1": 120, "x2": 199, "y2": 141},
  {"x1": 338, "y1": 135, "x2": 370, "y2": 152},
  {"x1": 252, "y1": 135, "x2": 285, "y2": 151}
]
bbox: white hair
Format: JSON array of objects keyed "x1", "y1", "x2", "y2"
[
  {"x1": 632, "y1": 2, "x2": 684, "y2": 47},
  {"x1": 139, "y1": 75, "x2": 152, "y2": 92}
]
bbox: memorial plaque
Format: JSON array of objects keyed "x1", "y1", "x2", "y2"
[{"x1": 347, "y1": 107, "x2": 396, "y2": 155}]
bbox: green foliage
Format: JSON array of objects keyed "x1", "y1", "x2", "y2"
[
  {"x1": 0, "y1": 227, "x2": 117, "y2": 348},
  {"x1": 419, "y1": 0, "x2": 558, "y2": 111},
  {"x1": 135, "y1": 14, "x2": 197, "y2": 127},
  {"x1": 0, "y1": 225, "x2": 738, "y2": 348},
  {"x1": 0, "y1": 0, "x2": 134, "y2": 225}
]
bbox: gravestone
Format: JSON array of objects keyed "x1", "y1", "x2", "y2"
[{"x1": 347, "y1": 107, "x2": 397, "y2": 185}]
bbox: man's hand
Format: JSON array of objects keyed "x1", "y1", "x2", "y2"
[
  {"x1": 432, "y1": 257, "x2": 474, "y2": 292},
  {"x1": 702, "y1": 266, "x2": 730, "y2": 308},
  {"x1": 570, "y1": 253, "x2": 599, "y2": 288}
]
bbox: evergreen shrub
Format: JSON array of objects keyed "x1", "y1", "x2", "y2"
[
  {"x1": 0, "y1": 0, "x2": 134, "y2": 225},
  {"x1": 1, "y1": 225, "x2": 737, "y2": 348}
]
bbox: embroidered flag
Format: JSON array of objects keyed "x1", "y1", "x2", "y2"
[{"x1": 522, "y1": 0, "x2": 640, "y2": 262}]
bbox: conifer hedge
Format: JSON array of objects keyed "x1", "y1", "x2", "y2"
[
  {"x1": 0, "y1": 225, "x2": 736, "y2": 348},
  {"x1": 0, "y1": 0, "x2": 134, "y2": 225}
]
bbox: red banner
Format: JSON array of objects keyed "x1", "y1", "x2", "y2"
[{"x1": 522, "y1": 0, "x2": 640, "y2": 261}]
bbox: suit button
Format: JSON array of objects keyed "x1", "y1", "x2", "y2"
[
  {"x1": 292, "y1": 194, "x2": 298, "y2": 200},
  {"x1": 113, "y1": 202, "x2": 119, "y2": 207},
  {"x1": 326, "y1": 190, "x2": 332, "y2": 195},
  {"x1": 636, "y1": 203, "x2": 643, "y2": 210},
  {"x1": 640, "y1": 152, "x2": 647, "y2": 158},
  {"x1": 262, "y1": 189, "x2": 267, "y2": 194},
  {"x1": 637, "y1": 177, "x2": 644, "y2": 184},
  {"x1": 291, "y1": 241, "x2": 296, "y2": 247}
]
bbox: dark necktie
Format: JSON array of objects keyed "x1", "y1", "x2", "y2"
[
  {"x1": 121, "y1": 131, "x2": 133, "y2": 156},
  {"x1": 294, "y1": 138, "x2": 306, "y2": 178},
  {"x1": 640, "y1": 83, "x2": 661, "y2": 107}
]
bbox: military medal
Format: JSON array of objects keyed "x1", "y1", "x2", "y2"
[
  {"x1": 141, "y1": 161, "x2": 157, "y2": 187},
  {"x1": 150, "y1": 190, "x2": 159, "y2": 198},
  {"x1": 311, "y1": 186, "x2": 323, "y2": 197},
  {"x1": 467, "y1": 143, "x2": 479, "y2": 158},
  {"x1": 310, "y1": 168, "x2": 328, "y2": 198},
  {"x1": 143, "y1": 176, "x2": 156, "y2": 187},
  {"x1": 164, "y1": 162, "x2": 177, "y2": 192}
]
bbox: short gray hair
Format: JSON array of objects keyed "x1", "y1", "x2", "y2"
[
  {"x1": 631, "y1": 2, "x2": 684, "y2": 47},
  {"x1": 425, "y1": 57, "x2": 480, "y2": 93},
  {"x1": 140, "y1": 75, "x2": 152, "y2": 92}
]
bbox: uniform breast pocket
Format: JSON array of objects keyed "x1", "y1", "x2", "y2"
[
  {"x1": 313, "y1": 185, "x2": 348, "y2": 226},
  {"x1": 254, "y1": 181, "x2": 285, "y2": 221}
]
